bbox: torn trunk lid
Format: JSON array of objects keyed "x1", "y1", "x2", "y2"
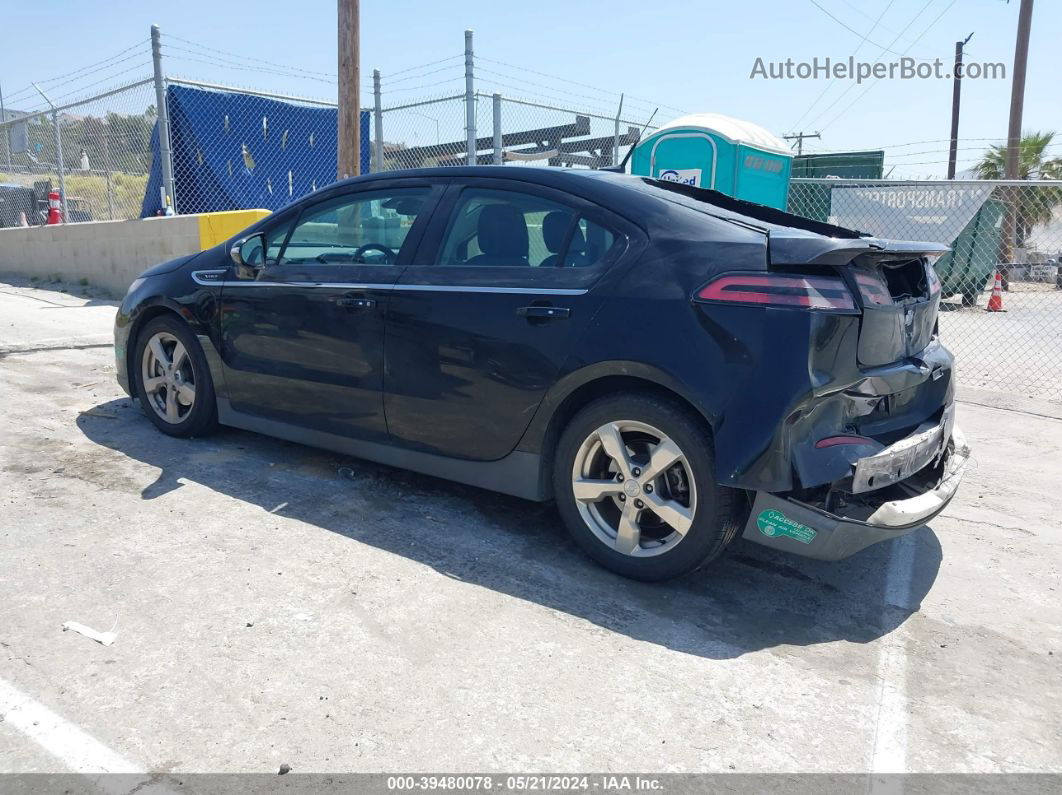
[{"x1": 768, "y1": 231, "x2": 950, "y2": 366}]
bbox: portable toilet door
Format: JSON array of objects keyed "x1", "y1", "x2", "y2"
[
  {"x1": 649, "y1": 133, "x2": 719, "y2": 191},
  {"x1": 631, "y1": 113, "x2": 794, "y2": 209}
]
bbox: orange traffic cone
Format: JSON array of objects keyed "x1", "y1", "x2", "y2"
[{"x1": 986, "y1": 271, "x2": 1005, "y2": 312}]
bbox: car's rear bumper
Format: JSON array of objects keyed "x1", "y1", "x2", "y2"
[{"x1": 742, "y1": 426, "x2": 969, "y2": 561}]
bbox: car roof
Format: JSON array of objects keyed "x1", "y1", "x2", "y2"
[{"x1": 320, "y1": 166, "x2": 866, "y2": 241}]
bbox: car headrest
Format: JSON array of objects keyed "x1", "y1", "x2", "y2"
[{"x1": 477, "y1": 204, "x2": 528, "y2": 257}]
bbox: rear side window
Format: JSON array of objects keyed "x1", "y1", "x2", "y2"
[{"x1": 437, "y1": 188, "x2": 617, "y2": 268}]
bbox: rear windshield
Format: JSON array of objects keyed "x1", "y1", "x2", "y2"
[{"x1": 633, "y1": 178, "x2": 866, "y2": 240}]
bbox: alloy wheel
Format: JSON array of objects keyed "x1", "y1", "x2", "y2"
[
  {"x1": 570, "y1": 420, "x2": 697, "y2": 557},
  {"x1": 140, "y1": 331, "x2": 196, "y2": 424}
]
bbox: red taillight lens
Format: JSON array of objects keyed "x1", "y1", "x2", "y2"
[{"x1": 694, "y1": 273, "x2": 856, "y2": 312}]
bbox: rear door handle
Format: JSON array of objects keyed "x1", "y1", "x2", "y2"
[
  {"x1": 516, "y1": 305, "x2": 570, "y2": 319},
  {"x1": 334, "y1": 296, "x2": 376, "y2": 309}
]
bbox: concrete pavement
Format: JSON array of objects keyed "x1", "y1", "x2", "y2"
[{"x1": 0, "y1": 279, "x2": 1059, "y2": 778}]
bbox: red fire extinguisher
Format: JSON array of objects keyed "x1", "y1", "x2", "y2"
[{"x1": 46, "y1": 190, "x2": 63, "y2": 225}]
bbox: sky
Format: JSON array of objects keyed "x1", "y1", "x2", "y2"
[{"x1": 0, "y1": 0, "x2": 1058, "y2": 179}]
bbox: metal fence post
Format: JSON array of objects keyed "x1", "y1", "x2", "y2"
[
  {"x1": 151, "y1": 24, "x2": 176, "y2": 213},
  {"x1": 52, "y1": 109, "x2": 67, "y2": 222},
  {"x1": 373, "y1": 68, "x2": 383, "y2": 172},
  {"x1": 492, "y1": 93, "x2": 502, "y2": 165},
  {"x1": 464, "y1": 29, "x2": 475, "y2": 165},
  {"x1": 613, "y1": 93, "x2": 624, "y2": 166}
]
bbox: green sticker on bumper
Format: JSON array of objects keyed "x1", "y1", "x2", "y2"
[{"x1": 757, "y1": 509, "x2": 817, "y2": 544}]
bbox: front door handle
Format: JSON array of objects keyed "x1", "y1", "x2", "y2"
[
  {"x1": 516, "y1": 305, "x2": 570, "y2": 319},
  {"x1": 334, "y1": 296, "x2": 376, "y2": 309}
]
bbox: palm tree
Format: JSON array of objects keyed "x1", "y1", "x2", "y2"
[{"x1": 975, "y1": 131, "x2": 1062, "y2": 250}]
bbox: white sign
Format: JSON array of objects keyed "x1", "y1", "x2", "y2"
[{"x1": 657, "y1": 168, "x2": 702, "y2": 187}]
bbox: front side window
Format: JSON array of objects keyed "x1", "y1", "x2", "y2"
[
  {"x1": 280, "y1": 188, "x2": 430, "y2": 266},
  {"x1": 437, "y1": 188, "x2": 613, "y2": 269}
]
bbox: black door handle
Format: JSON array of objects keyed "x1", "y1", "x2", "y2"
[
  {"x1": 516, "y1": 305, "x2": 570, "y2": 319},
  {"x1": 334, "y1": 296, "x2": 376, "y2": 309}
]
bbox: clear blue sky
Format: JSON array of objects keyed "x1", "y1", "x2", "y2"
[{"x1": 1, "y1": 0, "x2": 1057, "y2": 178}]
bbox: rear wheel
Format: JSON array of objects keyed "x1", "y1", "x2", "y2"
[
  {"x1": 134, "y1": 315, "x2": 218, "y2": 438},
  {"x1": 553, "y1": 394, "x2": 739, "y2": 581}
]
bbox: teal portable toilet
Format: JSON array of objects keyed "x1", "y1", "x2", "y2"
[{"x1": 631, "y1": 113, "x2": 793, "y2": 209}]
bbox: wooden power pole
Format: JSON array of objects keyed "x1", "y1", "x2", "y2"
[
  {"x1": 1001, "y1": 0, "x2": 1034, "y2": 269},
  {"x1": 1005, "y1": 0, "x2": 1034, "y2": 180},
  {"x1": 783, "y1": 131, "x2": 820, "y2": 156},
  {"x1": 946, "y1": 33, "x2": 974, "y2": 180},
  {"x1": 338, "y1": 0, "x2": 361, "y2": 179}
]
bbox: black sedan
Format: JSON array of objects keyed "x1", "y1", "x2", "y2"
[{"x1": 114, "y1": 167, "x2": 969, "y2": 581}]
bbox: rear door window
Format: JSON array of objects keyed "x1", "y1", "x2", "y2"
[{"x1": 436, "y1": 188, "x2": 616, "y2": 269}]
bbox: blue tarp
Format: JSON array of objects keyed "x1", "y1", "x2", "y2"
[{"x1": 141, "y1": 84, "x2": 369, "y2": 217}]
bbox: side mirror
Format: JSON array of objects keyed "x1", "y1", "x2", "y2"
[{"x1": 230, "y1": 233, "x2": 266, "y2": 279}]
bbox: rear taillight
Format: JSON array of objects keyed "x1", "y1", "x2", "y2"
[{"x1": 694, "y1": 272, "x2": 857, "y2": 312}]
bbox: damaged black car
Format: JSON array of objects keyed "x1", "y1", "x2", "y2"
[{"x1": 114, "y1": 167, "x2": 969, "y2": 581}]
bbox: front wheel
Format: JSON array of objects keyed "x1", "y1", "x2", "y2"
[
  {"x1": 134, "y1": 315, "x2": 218, "y2": 438},
  {"x1": 552, "y1": 394, "x2": 740, "y2": 581}
]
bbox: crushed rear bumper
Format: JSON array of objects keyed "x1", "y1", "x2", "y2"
[{"x1": 742, "y1": 426, "x2": 969, "y2": 561}]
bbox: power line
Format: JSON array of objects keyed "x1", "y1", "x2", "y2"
[
  {"x1": 818, "y1": 0, "x2": 960, "y2": 133},
  {"x1": 791, "y1": 0, "x2": 897, "y2": 130},
  {"x1": 386, "y1": 54, "x2": 464, "y2": 77},
  {"x1": 477, "y1": 55, "x2": 686, "y2": 116},
  {"x1": 3, "y1": 40, "x2": 148, "y2": 104},
  {"x1": 803, "y1": 0, "x2": 944, "y2": 132},
  {"x1": 384, "y1": 63, "x2": 465, "y2": 86},
  {"x1": 805, "y1": 0, "x2": 934, "y2": 59},
  {"x1": 166, "y1": 33, "x2": 337, "y2": 80},
  {"x1": 165, "y1": 48, "x2": 338, "y2": 85}
]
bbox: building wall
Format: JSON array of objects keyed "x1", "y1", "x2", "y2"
[{"x1": 0, "y1": 210, "x2": 269, "y2": 294}]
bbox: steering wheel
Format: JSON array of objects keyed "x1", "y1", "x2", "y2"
[{"x1": 352, "y1": 243, "x2": 397, "y2": 264}]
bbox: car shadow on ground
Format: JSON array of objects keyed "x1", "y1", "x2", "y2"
[{"x1": 77, "y1": 398, "x2": 942, "y2": 661}]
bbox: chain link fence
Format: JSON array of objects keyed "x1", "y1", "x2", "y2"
[
  {"x1": 2, "y1": 30, "x2": 1061, "y2": 402},
  {"x1": 0, "y1": 79, "x2": 157, "y2": 225},
  {"x1": 789, "y1": 179, "x2": 1062, "y2": 401}
]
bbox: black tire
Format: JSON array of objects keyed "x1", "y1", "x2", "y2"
[
  {"x1": 133, "y1": 314, "x2": 218, "y2": 438},
  {"x1": 552, "y1": 393, "x2": 740, "y2": 581}
]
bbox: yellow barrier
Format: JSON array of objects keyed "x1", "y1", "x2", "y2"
[{"x1": 196, "y1": 209, "x2": 272, "y2": 250}]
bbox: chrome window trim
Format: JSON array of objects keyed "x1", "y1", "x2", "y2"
[{"x1": 192, "y1": 271, "x2": 586, "y2": 296}]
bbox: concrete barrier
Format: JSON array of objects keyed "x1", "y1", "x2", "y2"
[{"x1": 0, "y1": 209, "x2": 270, "y2": 295}]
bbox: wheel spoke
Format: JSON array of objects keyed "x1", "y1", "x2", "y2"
[
  {"x1": 165, "y1": 387, "x2": 180, "y2": 422},
  {"x1": 175, "y1": 382, "x2": 196, "y2": 406},
  {"x1": 572, "y1": 477, "x2": 623, "y2": 503},
  {"x1": 641, "y1": 438, "x2": 683, "y2": 484},
  {"x1": 149, "y1": 337, "x2": 171, "y2": 370},
  {"x1": 614, "y1": 505, "x2": 641, "y2": 554},
  {"x1": 596, "y1": 423, "x2": 633, "y2": 478},
  {"x1": 171, "y1": 342, "x2": 188, "y2": 371},
  {"x1": 143, "y1": 375, "x2": 166, "y2": 394},
  {"x1": 644, "y1": 492, "x2": 694, "y2": 536}
]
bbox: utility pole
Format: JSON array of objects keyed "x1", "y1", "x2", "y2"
[
  {"x1": 151, "y1": 24, "x2": 175, "y2": 214},
  {"x1": 1002, "y1": 0, "x2": 1035, "y2": 271},
  {"x1": 338, "y1": 0, "x2": 361, "y2": 179},
  {"x1": 0, "y1": 82, "x2": 11, "y2": 172},
  {"x1": 784, "y1": 131, "x2": 820, "y2": 156},
  {"x1": 1005, "y1": 0, "x2": 1034, "y2": 180},
  {"x1": 947, "y1": 32, "x2": 974, "y2": 180}
]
